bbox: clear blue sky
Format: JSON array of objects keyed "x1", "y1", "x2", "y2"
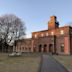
[{"x1": 0, "y1": 0, "x2": 72, "y2": 38}]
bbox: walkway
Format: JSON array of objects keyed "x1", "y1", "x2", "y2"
[{"x1": 40, "y1": 55, "x2": 69, "y2": 72}]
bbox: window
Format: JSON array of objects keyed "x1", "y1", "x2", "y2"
[
  {"x1": 61, "y1": 44, "x2": 64, "y2": 52},
  {"x1": 60, "y1": 30, "x2": 64, "y2": 35},
  {"x1": 25, "y1": 47, "x2": 27, "y2": 50},
  {"x1": 39, "y1": 44, "x2": 42, "y2": 48},
  {"x1": 35, "y1": 34, "x2": 37, "y2": 38},
  {"x1": 51, "y1": 32, "x2": 54, "y2": 35},
  {"x1": 44, "y1": 44, "x2": 47, "y2": 48},
  {"x1": 46, "y1": 33, "x2": 48, "y2": 36},
  {"x1": 41, "y1": 33, "x2": 44, "y2": 37}
]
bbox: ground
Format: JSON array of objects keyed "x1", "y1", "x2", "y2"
[
  {"x1": 0, "y1": 53, "x2": 40, "y2": 72},
  {"x1": 53, "y1": 55, "x2": 72, "y2": 72},
  {"x1": 0, "y1": 53, "x2": 72, "y2": 72}
]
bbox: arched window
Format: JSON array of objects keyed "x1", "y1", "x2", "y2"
[
  {"x1": 44, "y1": 44, "x2": 47, "y2": 48},
  {"x1": 39, "y1": 44, "x2": 42, "y2": 48}
]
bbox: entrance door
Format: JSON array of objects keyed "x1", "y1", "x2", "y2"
[
  {"x1": 39, "y1": 45, "x2": 42, "y2": 52},
  {"x1": 43, "y1": 44, "x2": 47, "y2": 52}
]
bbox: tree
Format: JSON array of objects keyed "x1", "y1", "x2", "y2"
[{"x1": 0, "y1": 14, "x2": 26, "y2": 52}]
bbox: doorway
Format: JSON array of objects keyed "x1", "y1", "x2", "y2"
[
  {"x1": 43, "y1": 44, "x2": 47, "y2": 52},
  {"x1": 38, "y1": 44, "x2": 42, "y2": 52}
]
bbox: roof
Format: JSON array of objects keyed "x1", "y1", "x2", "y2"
[
  {"x1": 32, "y1": 30, "x2": 48, "y2": 33},
  {"x1": 15, "y1": 38, "x2": 32, "y2": 42},
  {"x1": 32, "y1": 25, "x2": 72, "y2": 34}
]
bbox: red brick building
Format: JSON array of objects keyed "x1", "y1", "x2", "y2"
[{"x1": 15, "y1": 16, "x2": 72, "y2": 55}]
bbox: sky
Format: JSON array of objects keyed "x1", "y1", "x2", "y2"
[{"x1": 0, "y1": 0, "x2": 72, "y2": 38}]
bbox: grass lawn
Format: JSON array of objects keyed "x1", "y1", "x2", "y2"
[
  {"x1": 53, "y1": 55, "x2": 72, "y2": 72},
  {"x1": 0, "y1": 53, "x2": 41, "y2": 72},
  {"x1": 0, "y1": 53, "x2": 72, "y2": 72}
]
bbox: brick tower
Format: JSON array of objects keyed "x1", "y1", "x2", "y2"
[{"x1": 48, "y1": 16, "x2": 59, "y2": 30}]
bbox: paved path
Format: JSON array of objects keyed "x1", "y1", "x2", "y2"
[{"x1": 40, "y1": 55, "x2": 69, "y2": 72}]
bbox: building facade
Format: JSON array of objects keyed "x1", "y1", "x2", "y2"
[{"x1": 15, "y1": 16, "x2": 72, "y2": 55}]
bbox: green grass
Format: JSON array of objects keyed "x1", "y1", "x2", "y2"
[
  {"x1": 0, "y1": 53, "x2": 41, "y2": 72},
  {"x1": 53, "y1": 55, "x2": 72, "y2": 72}
]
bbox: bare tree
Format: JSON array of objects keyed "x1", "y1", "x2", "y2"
[{"x1": 0, "y1": 14, "x2": 26, "y2": 52}]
